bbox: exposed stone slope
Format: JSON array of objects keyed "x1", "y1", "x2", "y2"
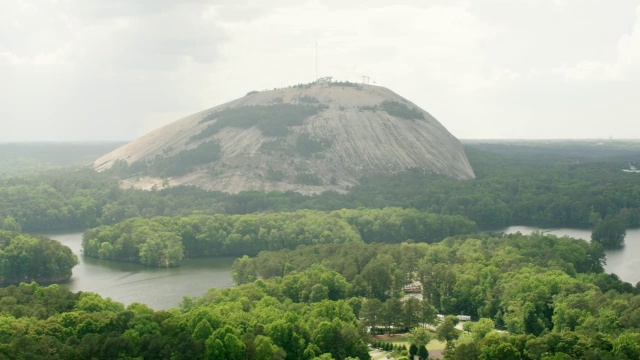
[{"x1": 94, "y1": 83, "x2": 475, "y2": 194}]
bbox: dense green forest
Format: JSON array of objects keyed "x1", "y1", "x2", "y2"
[
  {"x1": 0, "y1": 231, "x2": 77, "y2": 284},
  {"x1": 233, "y1": 233, "x2": 607, "y2": 312},
  {"x1": 0, "y1": 232, "x2": 637, "y2": 359},
  {"x1": 2, "y1": 141, "x2": 640, "y2": 235},
  {"x1": 0, "y1": 281, "x2": 369, "y2": 359},
  {"x1": 232, "y1": 233, "x2": 640, "y2": 359},
  {"x1": 82, "y1": 208, "x2": 475, "y2": 266},
  {"x1": 1, "y1": 141, "x2": 640, "y2": 358}
]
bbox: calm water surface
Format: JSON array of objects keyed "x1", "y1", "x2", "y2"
[
  {"x1": 46, "y1": 227, "x2": 639, "y2": 309},
  {"x1": 501, "y1": 226, "x2": 640, "y2": 285},
  {"x1": 46, "y1": 232, "x2": 234, "y2": 310}
]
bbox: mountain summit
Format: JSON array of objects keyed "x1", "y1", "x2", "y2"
[{"x1": 94, "y1": 82, "x2": 475, "y2": 194}]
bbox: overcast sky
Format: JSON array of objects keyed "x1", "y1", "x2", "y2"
[{"x1": 2, "y1": 0, "x2": 639, "y2": 142}]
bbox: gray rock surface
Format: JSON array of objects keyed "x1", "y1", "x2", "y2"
[{"x1": 94, "y1": 83, "x2": 475, "y2": 194}]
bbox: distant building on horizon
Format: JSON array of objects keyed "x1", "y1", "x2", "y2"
[{"x1": 622, "y1": 164, "x2": 640, "y2": 173}]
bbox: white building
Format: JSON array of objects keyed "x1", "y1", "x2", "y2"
[{"x1": 437, "y1": 314, "x2": 471, "y2": 322}]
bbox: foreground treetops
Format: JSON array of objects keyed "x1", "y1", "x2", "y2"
[{"x1": 0, "y1": 232, "x2": 637, "y2": 359}]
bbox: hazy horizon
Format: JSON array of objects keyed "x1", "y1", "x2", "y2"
[
  {"x1": 3, "y1": 137, "x2": 640, "y2": 145},
  {"x1": 2, "y1": 1, "x2": 640, "y2": 142}
]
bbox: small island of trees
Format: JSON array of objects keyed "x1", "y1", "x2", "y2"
[{"x1": 592, "y1": 217, "x2": 627, "y2": 248}]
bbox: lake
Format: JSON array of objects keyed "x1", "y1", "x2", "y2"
[
  {"x1": 46, "y1": 227, "x2": 639, "y2": 310},
  {"x1": 501, "y1": 226, "x2": 640, "y2": 285},
  {"x1": 47, "y1": 232, "x2": 235, "y2": 310}
]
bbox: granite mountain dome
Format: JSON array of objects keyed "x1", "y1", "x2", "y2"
[{"x1": 94, "y1": 82, "x2": 475, "y2": 194}]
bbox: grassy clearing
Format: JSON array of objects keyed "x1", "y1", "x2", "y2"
[
  {"x1": 426, "y1": 339, "x2": 447, "y2": 350},
  {"x1": 377, "y1": 331, "x2": 447, "y2": 351},
  {"x1": 369, "y1": 350, "x2": 389, "y2": 360},
  {"x1": 387, "y1": 339, "x2": 446, "y2": 351}
]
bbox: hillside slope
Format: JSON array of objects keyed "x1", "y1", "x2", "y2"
[{"x1": 94, "y1": 82, "x2": 474, "y2": 194}]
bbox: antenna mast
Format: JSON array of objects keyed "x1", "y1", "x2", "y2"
[{"x1": 315, "y1": 40, "x2": 318, "y2": 81}]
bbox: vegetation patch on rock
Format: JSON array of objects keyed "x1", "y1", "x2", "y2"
[
  {"x1": 108, "y1": 140, "x2": 221, "y2": 178},
  {"x1": 380, "y1": 100, "x2": 425, "y2": 120},
  {"x1": 194, "y1": 103, "x2": 327, "y2": 138}
]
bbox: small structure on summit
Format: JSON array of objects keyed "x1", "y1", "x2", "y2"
[{"x1": 315, "y1": 76, "x2": 333, "y2": 84}]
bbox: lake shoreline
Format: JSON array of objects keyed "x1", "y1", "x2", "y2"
[
  {"x1": 37, "y1": 226, "x2": 639, "y2": 310},
  {"x1": 499, "y1": 225, "x2": 640, "y2": 285},
  {"x1": 44, "y1": 232, "x2": 235, "y2": 310}
]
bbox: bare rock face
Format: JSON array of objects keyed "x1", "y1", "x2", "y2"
[{"x1": 94, "y1": 82, "x2": 475, "y2": 194}]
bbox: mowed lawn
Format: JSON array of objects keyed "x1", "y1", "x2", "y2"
[
  {"x1": 393, "y1": 339, "x2": 447, "y2": 351},
  {"x1": 370, "y1": 334, "x2": 448, "y2": 360},
  {"x1": 376, "y1": 333, "x2": 447, "y2": 350}
]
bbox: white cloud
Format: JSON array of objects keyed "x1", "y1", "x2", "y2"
[
  {"x1": 555, "y1": 61, "x2": 620, "y2": 82},
  {"x1": 1, "y1": 0, "x2": 639, "y2": 141},
  {"x1": 617, "y1": 5, "x2": 640, "y2": 74},
  {"x1": 555, "y1": 3, "x2": 640, "y2": 81},
  {"x1": 207, "y1": 3, "x2": 498, "y2": 93}
]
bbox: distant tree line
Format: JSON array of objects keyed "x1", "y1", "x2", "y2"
[
  {"x1": 3, "y1": 142, "x2": 640, "y2": 235},
  {"x1": 0, "y1": 142, "x2": 122, "y2": 177}
]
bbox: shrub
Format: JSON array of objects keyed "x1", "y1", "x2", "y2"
[{"x1": 380, "y1": 100, "x2": 424, "y2": 120}]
